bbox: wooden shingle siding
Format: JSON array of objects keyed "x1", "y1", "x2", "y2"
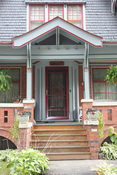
[{"x1": 0, "y1": 0, "x2": 26, "y2": 41}]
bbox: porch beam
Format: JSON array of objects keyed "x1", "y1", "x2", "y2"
[
  {"x1": 83, "y1": 43, "x2": 90, "y2": 99},
  {"x1": 26, "y1": 43, "x2": 32, "y2": 100},
  {"x1": 56, "y1": 28, "x2": 60, "y2": 45}
]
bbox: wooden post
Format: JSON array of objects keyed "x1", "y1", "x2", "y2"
[
  {"x1": 26, "y1": 43, "x2": 32, "y2": 100},
  {"x1": 83, "y1": 43, "x2": 90, "y2": 99}
]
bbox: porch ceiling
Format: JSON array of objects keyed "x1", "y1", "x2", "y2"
[{"x1": 12, "y1": 17, "x2": 103, "y2": 48}]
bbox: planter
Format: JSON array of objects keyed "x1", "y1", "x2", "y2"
[{"x1": 18, "y1": 116, "x2": 30, "y2": 123}]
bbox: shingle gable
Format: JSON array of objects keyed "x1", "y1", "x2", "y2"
[{"x1": 0, "y1": 0, "x2": 117, "y2": 42}]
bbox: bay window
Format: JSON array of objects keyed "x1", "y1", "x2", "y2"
[
  {"x1": 0, "y1": 69, "x2": 20, "y2": 103},
  {"x1": 93, "y1": 68, "x2": 117, "y2": 100}
]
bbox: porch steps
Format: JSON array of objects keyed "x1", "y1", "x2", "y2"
[{"x1": 30, "y1": 124, "x2": 91, "y2": 160}]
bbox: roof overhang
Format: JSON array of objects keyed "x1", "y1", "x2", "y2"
[{"x1": 12, "y1": 17, "x2": 103, "y2": 48}]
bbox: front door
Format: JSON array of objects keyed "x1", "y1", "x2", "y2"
[{"x1": 46, "y1": 67, "x2": 69, "y2": 120}]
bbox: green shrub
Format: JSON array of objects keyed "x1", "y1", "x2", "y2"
[
  {"x1": 108, "y1": 126, "x2": 115, "y2": 137},
  {"x1": 92, "y1": 161, "x2": 117, "y2": 175},
  {"x1": 108, "y1": 126, "x2": 117, "y2": 145},
  {"x1": 0, "y1": 149, "x2": 49, "y2": 175},
  {"x1": 100, "y1": 142, "x2": 117, "y2": 160}
]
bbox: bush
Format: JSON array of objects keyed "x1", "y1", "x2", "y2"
[
  {"x1": 0, "y1": 161, "x2": 10, "y2": 175},
  {"x1": 0, "y1": 149, "x2": 49, "y2": 175},
  {"x1": 100, "y1": 142, "x2": 117, "y2": 160},
  {"x1": 108, "y1": 126, "x2": 117, "y2": 145},
  {"x1": 92, "y1": 161, "x2": 117, "y2": 175}
]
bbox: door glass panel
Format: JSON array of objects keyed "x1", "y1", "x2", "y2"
[{"x1": 47, "y1": 68, "x2": 68, "y2": 118}]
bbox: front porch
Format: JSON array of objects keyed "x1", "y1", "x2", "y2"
[{"x1": 0, "y1": 17, "x2": 117, "y2": 159}]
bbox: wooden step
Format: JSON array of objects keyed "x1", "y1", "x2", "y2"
[
  {"x1": 30, "y1": 140, "x2": 89, "y2": 147},
  {"x1": 30, "y1": 124, "x2": 91, "y2": 160},
  {"x1": 31, "y1": 134, "x2": 87, "y2": 140},
  {"x1": 32, "y1": 129, "x2": 86, "y2": 135},
  {"x1": 33, "y1": 146, "x2": 90, "y2": 153},
  {"x1": 34, "y1": 124, "x2": 83, "y2": 130},
  {"x1": 46, "y1": 152, "x2": 91, "y2": 160}
]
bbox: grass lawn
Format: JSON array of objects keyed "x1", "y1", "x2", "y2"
[{"x1": 0, "y1": 161, "x2": 10, "y2": 175}]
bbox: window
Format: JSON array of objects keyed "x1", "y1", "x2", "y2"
[
  {"x1": 67, "y1": 5, "x2": 83, "y2": 28},
  {"x1": 30, "y1": 5, "x2": 45, "y2": 30},
  {"x1": 49, "y1": 5, "x2": 64, "y2": 20},
  {"x1": 93, "y1": 68, "x2": 117, "y2": 100},
  {"x1": 0, "y1": 69, "x2": 20, "y2": 103},
  {"x1": 29, "y1": 4, "x2": 83, "y2": 30}
]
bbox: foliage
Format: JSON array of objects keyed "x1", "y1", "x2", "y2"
[
  {"x1": 0, "y1": 70, "x2": 11, "y2": 91},
  {"x1": 108, "y1": 126, "x2": 117, "y2": 145},
  {"x1": 10, "y1": 117, "x2": 20, "y2": 141},
  {"x1": 0, "y1": 161, "x2": 10, "y2": 175},
  {"x1": 0, "y1": 149, "x2": 49, "y2": 175},
  {"x1": 100, "y1": 142, "x2": 117, "y2": 160},
  {"x1": 108, "y1": 126, "x2": 115, "y2": 137},
  {"x1": 92, "y1": 161, "x2": 117, "y2": 175},
  {"x1": 98, "y1": 112, "x2": 105, "y2": 138},
  {"x1": 105, "y1": 65, "x2": 117, "y2": 84}
]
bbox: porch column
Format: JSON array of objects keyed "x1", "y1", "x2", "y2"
[
  {"x1": 26, "y1": 43, "x2": 32, "y2": 100},
  {"x1": 83, "y1": 43, "x2": 90, "y2": 99}
]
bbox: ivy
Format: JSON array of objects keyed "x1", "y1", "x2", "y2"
[
  {"x1": 98, "y1": 112, "x2": 105, "y2": 138},
  {"x1": 10, "y1": 117, "x2": 20, "y2": 141}
]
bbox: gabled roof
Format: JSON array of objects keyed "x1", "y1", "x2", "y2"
[{"x1": 12, "y1": 17, "x2": 103, "y2": 48}]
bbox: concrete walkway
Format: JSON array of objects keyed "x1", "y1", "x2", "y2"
[{"x1": 47, "y1": 160, "x2": 117, "y2": 175}]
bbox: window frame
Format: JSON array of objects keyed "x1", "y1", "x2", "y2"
[
  {"x1": 29, "y1": 4, "x2": 45, "y2": 30},
  {"x1": 67, "y1": 4, "x2": 83, "y2": 28},
  {"x1": 92, "y1": 67, "x2": 117, "y2": 100},
  {"x1": 0, "y1": 67, "x2": 21, "y2": 102},
  {"x1": 48, "y1": 4, "x2": 64, "y2": 21}
]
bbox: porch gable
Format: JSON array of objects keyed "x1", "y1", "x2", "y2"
[{"x1": 12, "y1": 17, "x2": 103, "y2": 48}]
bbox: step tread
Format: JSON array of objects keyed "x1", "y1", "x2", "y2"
[
  {"x1": 33, "y1": 129, "x2": 86, "y2": 131},
  {"x1": 32, "y1": 145, "x2": 89, "y2": 148},
  {"x1": 31, "y1": 139, "x2": 88, "y2": 142},
  {"x1": 32, "y1": 134, "x2": 87, "y2": 136},
  {"x1": 46, "y1": 152, "x2": 91, "y2": 155}
]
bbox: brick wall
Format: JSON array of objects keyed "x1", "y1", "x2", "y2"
[{"x1": 82, "y1": 100, "x2": 117, "y2": 159}]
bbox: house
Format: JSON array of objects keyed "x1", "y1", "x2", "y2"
[{"x1": 0, "y1": 0, "x2": 117, "y2": 160}]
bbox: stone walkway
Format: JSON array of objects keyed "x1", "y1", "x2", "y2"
[{"x1": 47, "y1": 160, "x2": 117, "y2": 175}]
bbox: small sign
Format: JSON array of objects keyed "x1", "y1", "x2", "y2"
[
  {"x1": 24, "y1": 106, "x2": 32, "y2": 109},
  {"x1": 49, "y1": 61, "x2": 64, "y2": 65},
  {"x1": 92, "y1": 129, "x2": 98, "y2": 132}
]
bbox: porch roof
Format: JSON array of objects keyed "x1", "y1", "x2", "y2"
[{"x1": 12, "y1": 17, "x2": 103, "y2": 48}]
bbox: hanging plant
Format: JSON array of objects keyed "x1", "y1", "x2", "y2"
[
  {"x1": 0, "y1": 70, "x2": 12, "y2": 91},
  {"x1": 105, "y1": 65, "x2": 117, "y2": 84}
]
